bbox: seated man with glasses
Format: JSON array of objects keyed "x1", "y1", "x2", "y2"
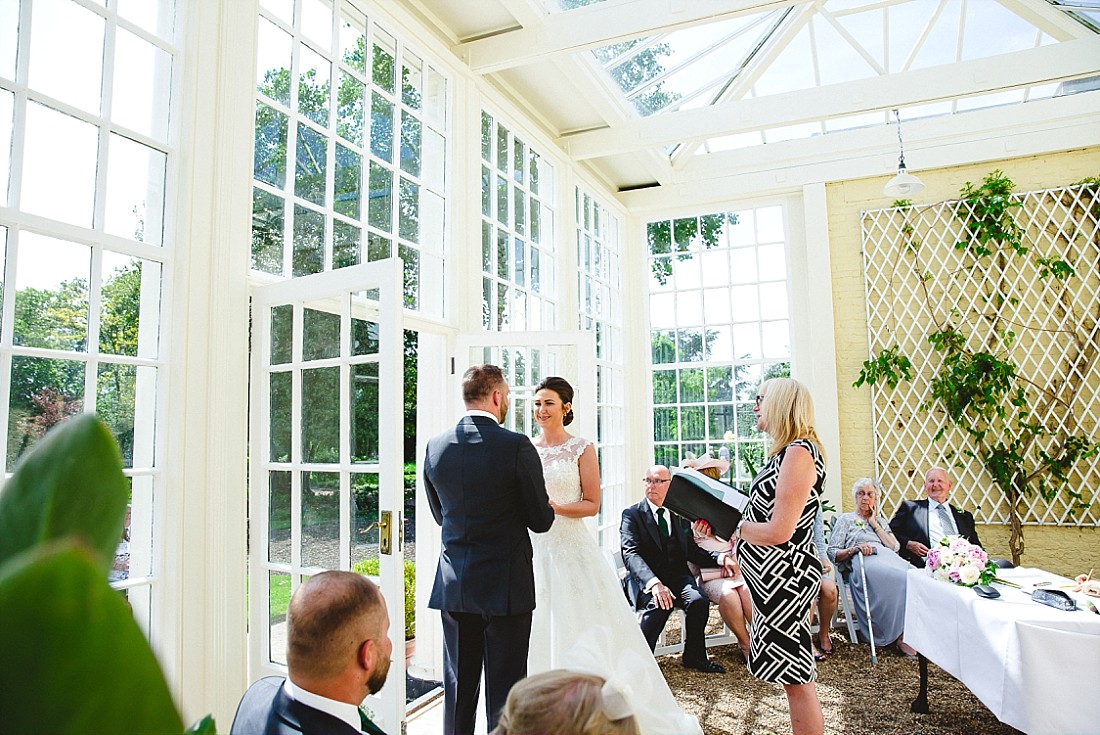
[{"x1": 619, "y1": 465, "x2": 731, "y2": 673}]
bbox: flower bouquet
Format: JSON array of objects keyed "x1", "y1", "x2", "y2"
[{"x1": 926, "y1": 535, "x2": 997, "y2": 587}]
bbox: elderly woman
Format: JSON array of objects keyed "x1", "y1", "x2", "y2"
[{"x1": 827, "y1": 478, "x2": 916, "y2": 657}]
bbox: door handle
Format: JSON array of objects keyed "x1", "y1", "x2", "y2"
[{"x1": 379, "y1": 510, "x2": 392, "y2": 555}]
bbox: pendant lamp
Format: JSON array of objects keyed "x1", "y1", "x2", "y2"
[{"x1": 884, "y1": 108, "x2": 924, "y2": 197}]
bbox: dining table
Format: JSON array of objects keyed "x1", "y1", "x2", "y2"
[{"x1": 904, "y1": 566, "x2": 1100, "y2": 735}]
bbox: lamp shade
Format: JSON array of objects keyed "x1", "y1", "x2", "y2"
[{"x1": 884, "y1": 168, "x2": 924, "y2": 197}]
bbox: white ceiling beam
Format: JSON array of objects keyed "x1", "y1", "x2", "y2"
[
  {"x1": 495, "y1": 0, "x2": 550, "y2": 27},
  {"x1": 617, "y1": 92, "x2": 1100, "y2": 210},
  {"x1": 560, "y1": 37, "x2": 1100, "y2": 159},
  {"x1": 456, "y1": 0, "x2": 807, "y2": 73}
]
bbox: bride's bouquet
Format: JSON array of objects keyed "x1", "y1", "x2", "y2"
[{"x1": 926, "y1": 535, "x2": 997, "y2": 587}]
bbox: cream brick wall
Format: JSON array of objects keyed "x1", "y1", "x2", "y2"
[{"x1": 827, "y1": 147, "x2": 1100, "y2": 578}]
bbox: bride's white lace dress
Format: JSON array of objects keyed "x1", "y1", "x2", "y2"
[{"x1": 530, "y1": 436, "x2": 702, "y2": 735}]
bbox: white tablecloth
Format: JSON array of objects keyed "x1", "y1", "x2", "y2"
[{"x1": 904, "y1": 567, "x2": 1100, "y2": 735}]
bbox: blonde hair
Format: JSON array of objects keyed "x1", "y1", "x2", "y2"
[
  {"x1": 759, "y1": 378, "x2": 825, "y2": 462},
  {"x1": 491, "y1": 670, "x2": 639, "y2": 735}
]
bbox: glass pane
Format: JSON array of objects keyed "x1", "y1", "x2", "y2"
[
  {"x1": 298, "y1": 44, "x2": 330, "y2": 126},
  {"x1": 402, "y1": 54, "x2": 422, "y2": 109},
  {"x1": 301, "y1": 366, "x2": 339, "y2": 462},
  {"x1": 481, "y1": 166, "x2": 491, "y2": 218},
  {"x1": 679, "y1": 368, "x2": 704, "y2": 402},
  {"x1": 400, "y1": 243, "x2": 419, "y2": 310},
  {"x1": 14, "y1": 233, "x2": 89, "y2": 350},
  {"x1": 351, "y1": 473, "x2": 379, "y2": 568},
  {"x1": 333, "y1": 219, "x2": 360, "y2": 269},
  {"x1": 301, "y1": 470, "x2": 339, "y2": 567},
  {"x1": 268, "y1": 571, "x2": 290, "y2": 665},
  {"x1": 270, "y1": 371, "x2": 291, "y2": 462},
  {"x1": 97, "y1": 363, "x2": 152, "y2": 468},
  {"x1": 370, "y1": 92, "x2": 393, "y2": 162},
  {"x1": 295, "y1": 123, "x2": 327, "y2": 205},
  {"x1": 496, "y1": 175, "x2": 508, "y2": 225},
  {"x1": 100, "y1": 252, "x2": 161, "y2": 359},
  {"x1": 496, "y1": 230, "x2": 508, "y2": 279},
  {"x1": 677, "y1": 328, "x2": 704, "y2": 363},
  {"x1": 29, "y1": 0, "x2": 104, "y2": 114},
  {"x1": 292, "y1": 204, "x2": 324, "y2": 277},
  {"x1": 351, "y1": 316, "x2": 378, "y2": 356},
  {"x1": 736, "y1": 403, "x2": 760, "y2": 438},
  {"x1": 399, "y1": 112, "x2": 421, "y2": 176},
  {"x1": 709, "y1": 404, "x2": 734, "y2": 441},
  {"x1": 367, "y1": 232, "x2": 390, "y2": 261},
  {"x1": 0, "y1": 90, "x2": 12, "y2": 204},
  {"x1": 255, "y1": 103, "x2": 288, "y2": 187},
  {"x1": 302, "y1": 308, "x2": 340, "y2": 361},
  {"x1": 707, "y1": 365, "x2": 733, "y2": 402},
  {"x1": 423, "y1": 126, "x2": 445, "y2": 191},
  {"x1": 681, "y1": 406, "x2": 705, "y2": 440},
  {"x1": 270, "y1": 304, "x2": 293, "y2": 364},
  {"x1": 268, "y1": 471, "x2": 292, "y2": 562},
  {"x1": 351, "y1": 362, "x2": 378, "y2": 463},
  {"x1": 514, "y1": 189, "x2": 525, "y2": 236},
  {"x1": 496, "y1": 124, "x2": 508, "y2": 172},
  {"x1": 0, "y1": 1, "x2": 17, "y2": 79},
  {"x1": 8, "y1": 356, "x2": 85, "y2": 470},
  {"x1": 113, "y1": 28, "x2": 172, "y2": 141},
  {"x1": 424, "y1": 65, "x2": 447, "y2": 129},
  {"x1": 339, "y1": 12, "x2": 365, "y2": 75},
  {"x1": 120, "y1": 476, "x2": 154, "y2": 581},
  {"x1": 368, "y1": 162, "x2": 391, "y2": 231},
  {"x1": 513, "y1": 238, "x2": 525, "y2": 286},
  {"x1": 398, "y1": 178, "x2": 418, "y2": 243},
  {"x1": 22, "y1": 103, "x2": 98, "y2": 227},
  {"x1": 252, "y1": 188, "x2": 285, "y2": 274},
  {"x1": 372, "y1": 32, "x2": 395, "y2": 93},
  {"x1": 300, "y1": 0, "x2": 332, "y2": 53},
  {"x1": 260, "y1": 0, "x2": 293, "y2": 23},
  {"x1": 117, "y1": 0, "x2": 175, "y2": 38},
  {"x1": 334, "y1": 143, "x2": 361, "y2": 219},
  {"x1": 651, "y1": 330, "x2": 675, "y2": 364},
  {"x1": 257, "y1": 17, "x2": 293, "y2": 105},
  {"x1": 105, "y1": 134, "x2": 167, "y2": 245},
  {"x1": 336, "y1": 71, "x2": 364, "y2": 145},
  {"x1": 654, "y1": 407, "x2": 677, "y2": 442}
]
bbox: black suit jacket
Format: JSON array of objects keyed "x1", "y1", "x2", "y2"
[
  {"x1": 619, "y1": 500, "x2": 720, "y2": 611},
  {"x1": 423, "y1": 415, "x2": 554, "y2": 615},
  {"x1": 229, "y1": 676, "x2": 386, "y2": 735},
  {"x1": 889, "y1": 498, "x2": 981, "y2": 568}
]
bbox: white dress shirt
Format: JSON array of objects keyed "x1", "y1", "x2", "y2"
[
  {"x1": 927, "y1": 500, "x2": 958, "y2": 545},
  {"x1": 284, "y1": 678, "x2": 363, "y2": 734}
]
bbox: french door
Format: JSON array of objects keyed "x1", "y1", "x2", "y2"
[{"x1": 248, "y1": 259, "x2": 406, "y2": 731}]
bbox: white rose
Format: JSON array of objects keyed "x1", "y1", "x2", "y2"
[
  {"x1": 959, "y1": 565, "x2": 981, "y2": 585},
  {"x1": 933, "y1": 567, "x2": 951, "y2": 582}
]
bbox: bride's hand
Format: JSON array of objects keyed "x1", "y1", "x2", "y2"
[
  {"x1": 692, "y1": 519, "x2": 715, "y2": 539},
  {"x1": 549, "y1": 500, "x2": 562, "y2": 514}
]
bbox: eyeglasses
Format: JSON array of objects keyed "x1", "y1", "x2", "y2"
[
  {"x1": 643, "y1": 478, "x2": 670, "y2": 485},
  {"x1": 754, "y1": 395, "x2": 764, "y2": 406}
]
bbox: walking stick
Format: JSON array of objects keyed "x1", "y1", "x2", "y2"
[{"x1": 857, "y1": 550, "x2": 878, "y2": 665}]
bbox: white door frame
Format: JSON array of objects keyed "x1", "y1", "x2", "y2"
[{"x1": 248, "y1": 258, "x2": 406, "y2": 731}]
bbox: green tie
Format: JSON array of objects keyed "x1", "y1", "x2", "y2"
[{"x1": 657, "y1": 507, "x2": 670, "y2": 539}]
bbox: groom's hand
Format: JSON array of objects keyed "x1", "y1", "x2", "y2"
[{"x1": 652, "y1": 582, "x2": 674, "y2": 610}]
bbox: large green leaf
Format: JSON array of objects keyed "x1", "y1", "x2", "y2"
[
  {"x1": 0, "y1": 543, "x2": 185, "y2": 734},
  {"x1": 0, "y1": 414, "x2": 128, "y2": 573}
]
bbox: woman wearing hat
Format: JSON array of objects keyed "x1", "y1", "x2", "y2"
[{"x1": 682, "y1": 455, "x2": 753, "y2": 663}]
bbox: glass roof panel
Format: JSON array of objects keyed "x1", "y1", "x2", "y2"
[
  {"x1": 812, "y1": 14, "x2": 881, "y2": 84},
  {"x1": 961, "y1": 1, "x2": 1042, "y2": 60}
]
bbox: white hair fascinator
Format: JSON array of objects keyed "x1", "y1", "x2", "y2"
[
  {"x1": 599, "y1": 678, "x2": 634, "y2": 721},
  {"x1": 558, "y1": 627, "x2": 645, "y2": 721}
]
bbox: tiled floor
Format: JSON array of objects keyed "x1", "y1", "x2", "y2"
[{"x1": 405, "y1": 687, "x2": 486, "y2": 735}]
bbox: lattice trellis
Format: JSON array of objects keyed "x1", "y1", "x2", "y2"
[{"x1": 861, "y1": 183, "x2": 1100, "y2": 526}]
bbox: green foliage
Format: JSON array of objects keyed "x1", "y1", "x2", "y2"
[
  {"x1": 353, "y1": 557, "x2": 416, "y2": 640},
  {"x1": 892, "y1": 198, "x2": 913, "y2": 208},
  {"x1": 647, "y1": 212, "x2": 738, "y2": 285},
  {"x1": 852, "y1": 346, "x2": 913, "y2": 389},
  {"x1": 0, "y1": 414, "x2": 208, "y2": 733},
  {"x1": 955, "y1": 169, "x2": 1025, "y2": 258}
]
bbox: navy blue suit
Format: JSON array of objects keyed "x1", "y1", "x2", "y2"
[
  {"x1": 889, "y1": 498, "x2": 981, "y2": 568},
  {"x1": 620, "y1": 500, "x2": 720, "y2": 668},
  {"x1": 229, "y1": 676, "x2": 386, "y2": 735},
  {"x1": 423, "y1": 414, "x2": 554, "y2": 735}
]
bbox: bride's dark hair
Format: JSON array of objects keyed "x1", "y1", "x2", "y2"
[{"x1": 534, "y1": 376, "x2": 575, "y2": 426}]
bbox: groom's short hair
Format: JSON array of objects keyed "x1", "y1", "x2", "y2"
[{"x1": 463, "y1": 364, "x2": 505, "y2": 405}]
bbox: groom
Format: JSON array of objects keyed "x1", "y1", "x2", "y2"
[
  {"x1": 423, "y1": 364, "x2": 555, "y2": 735},
  {"x1": 621, "y1": 464, "x2": 730, "y2": 674}
]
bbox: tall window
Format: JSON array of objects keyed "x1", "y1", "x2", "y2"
[
  {"x1": 0, "y1": 0, "x2": 177, "y2": 625},
  {"x1": 647, "y1": 206, "x2": 791, "y2": 488},
  {"x1": 253, "y1": 0, "x2": 448, "y2": 315},
  {"x1": 480, "y1": 110, "x2": 555, "y2": 331},
  {"x1": 576, "y1": 187, "x2": 624, "y2": 550}
]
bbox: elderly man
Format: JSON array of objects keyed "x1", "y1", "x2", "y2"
[
  {"x1": 230, "y1": 571, "x2": 392, "y2": 735},
  {"x1": 889, "y1": 467, "x2": 982, "y2": 568},
  {"x1": 620, "y1": 464, "x2": 730, "y2": 673}
]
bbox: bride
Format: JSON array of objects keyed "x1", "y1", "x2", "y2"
[{"x1": 528, "y1": 376, "x2": 703, "y2": 735}]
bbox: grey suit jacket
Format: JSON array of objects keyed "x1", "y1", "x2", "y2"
[{"x1": 423, "y1": 415, "x2": 554, "y2": 615}]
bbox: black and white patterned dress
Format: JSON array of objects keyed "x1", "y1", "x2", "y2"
[{"x1": 739, "y1": 438, "x2": 825, "y2": 685}]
